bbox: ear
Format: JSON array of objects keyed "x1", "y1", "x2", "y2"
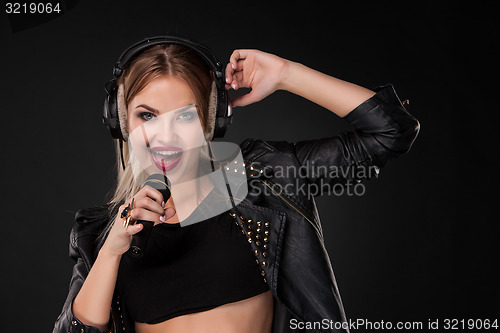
[{"x1": 117, "y1": 83, "x2": 129, "y2": 142}]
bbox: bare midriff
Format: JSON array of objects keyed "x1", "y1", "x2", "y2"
[{"x1": 135, "y1": 290, "x2": 273, "y2": 333}]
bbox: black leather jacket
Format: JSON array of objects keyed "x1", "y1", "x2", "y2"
[{"x1": 53, "y1": 84, "x2": 419, "y2": 333}]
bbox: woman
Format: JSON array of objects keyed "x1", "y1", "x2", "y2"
[{"x1": 53, "y1": 36, "x2": 419, "y2": 333}]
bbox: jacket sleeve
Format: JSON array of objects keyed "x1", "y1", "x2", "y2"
[
  {"x1": 292, "y1": 83, "x2": 420, "y2": 189},
  {"x1": 52, "y1": 218, "x2": 113, "y2": 333}
]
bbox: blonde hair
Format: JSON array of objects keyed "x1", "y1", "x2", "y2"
[{"x1": 97, "y1": 43, "x2": 215, "y2": 246}]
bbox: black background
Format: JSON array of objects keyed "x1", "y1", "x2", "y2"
[{"x1": 1, "y1": 1, "x2": 498, "y2": 332}]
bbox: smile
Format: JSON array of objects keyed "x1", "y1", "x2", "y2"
[{"x1": 150, "y1": 147, "x2": 183, "y2": 172}]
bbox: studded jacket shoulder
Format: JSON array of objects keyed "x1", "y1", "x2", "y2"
[{"x1": 52, "y1": 84, "x2": 419, "y2": 333}]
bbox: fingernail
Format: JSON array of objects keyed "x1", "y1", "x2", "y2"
[
  {"x1": 232, "y1": 83, "x2": 236, "y2": 89},
  {"x1": 160, "y1": 215, "x2": 166, "y2": 223},
  {"x1": 226, "y1": 76, "x2": 230, "y2": 83},
  {"x1": 136, "y1": 224, "x2": 142, "y2": 229},
  {"x1": 231, "y1": 63, "x2": 235, "y2": 69},
  {"x1": 162, "y1": 201, "x2": 165, "y2": 208}
]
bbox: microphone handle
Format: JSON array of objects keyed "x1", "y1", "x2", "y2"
[
  {"x1": 127, "y1": 173, "x2": 171, "y2": 258},
  {"x1": 128, "y1": 220, "x2": 155, "y2": 257}
]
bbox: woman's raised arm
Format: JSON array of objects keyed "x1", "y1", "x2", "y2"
[
  {"x1": 224, "y1": 49, "x2": 375, "y2": 116},
  {"x1": 225, "y1": 49, "x2": 420, "y2": 188}
]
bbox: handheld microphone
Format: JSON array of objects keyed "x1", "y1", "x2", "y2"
[{"x1": 128, "y1": 173, "x2": 171, "y2": 257}]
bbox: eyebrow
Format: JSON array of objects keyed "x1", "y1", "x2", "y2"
[
  {"x1": 136, "y1": 104, "x2": 159, "y2": 114},
  {"x1": 135, "y1": 104, "x2": 196, "y2": 115}
]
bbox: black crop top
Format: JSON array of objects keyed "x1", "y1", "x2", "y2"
[{"x1": 116, "y1": 188, "x2": 269, "y2": 324}]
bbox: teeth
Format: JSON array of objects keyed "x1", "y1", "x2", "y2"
[{"x1": 154, "y1": 150, "x2": 181, "y2": 156}]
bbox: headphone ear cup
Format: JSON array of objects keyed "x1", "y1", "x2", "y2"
[
  {"x1": 103, "y1": 84, "x2": 123, "y2": 141},
  {"x1": 212, "y1": 80, "x2": 231, "y2": 140},
  {"x1": 116, "y1": 83, "x2": 129, "y2": 141},
  {"x1": 206, "y1": 81, "x2": 218, "y2": 141}
]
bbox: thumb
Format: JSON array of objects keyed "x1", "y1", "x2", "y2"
[
  {"x1": 128, "y1": 222, "x2": 144, "y2": 235},
  {"x1": 164, "y1": 207, "x2": 176, "y2": 220}
]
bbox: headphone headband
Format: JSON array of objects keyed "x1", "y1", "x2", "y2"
[{"x1": 112, "y1": 36, "x2": 224, "y2": 81}]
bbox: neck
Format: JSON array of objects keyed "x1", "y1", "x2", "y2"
[{"x1": 166, "y1": 174, "x2": 214, "y2": 222}]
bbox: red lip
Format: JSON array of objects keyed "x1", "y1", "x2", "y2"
[{"x1": 150, "y1": 147, "x2": 183, "y2": 172}]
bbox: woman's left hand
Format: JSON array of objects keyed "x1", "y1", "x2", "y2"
[{"x1": 225, "y1": 49, "x2": 289, "y2": 107}]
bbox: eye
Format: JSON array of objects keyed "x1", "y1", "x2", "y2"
[
  {"x1": 139, "y1": 112, "x2": 156, "y2": 121},
  {"x1": 177, "y1": 111, "x2": 197, "y2": 121}
]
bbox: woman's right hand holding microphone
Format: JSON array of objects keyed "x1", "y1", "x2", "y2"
[
  {"x1": 71, "y1": 185, "x2": 177, "y2": 329},
  {"x1": 100, "y1": 186, "x2": 176, "y2": 257}
]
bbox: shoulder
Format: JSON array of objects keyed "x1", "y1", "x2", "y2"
[
  {"x1": 69, "y1": 204, "x2": 112, "y2": 262},
  {"x1": 72, "y1": 205, "x2": 111, "y2": 235}
]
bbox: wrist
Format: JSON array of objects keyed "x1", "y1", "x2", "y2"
[
  {"x1": 277, "y1": 60, "x2": 301, "y2": 93},
  {"x1": 98, "y1": 245, "x2": 123, "y2": 261}
]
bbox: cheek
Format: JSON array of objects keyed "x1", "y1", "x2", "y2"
[
  {"x1": 177, "y1": 120, "x2": 204, "y2": 146},
  {"x1": 128, "y1": 126, "x2": 151, "y2": 160},
  {"x1": 128, "y1": 115, "x2": 139, "y2": 133},
  {"x1": 190, "y1": 122, "x2": 207, "y2": 146}
]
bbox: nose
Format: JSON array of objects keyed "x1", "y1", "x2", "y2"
[{"x1": 146, "y1": 113, "x2": 178, "y2": 145}]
